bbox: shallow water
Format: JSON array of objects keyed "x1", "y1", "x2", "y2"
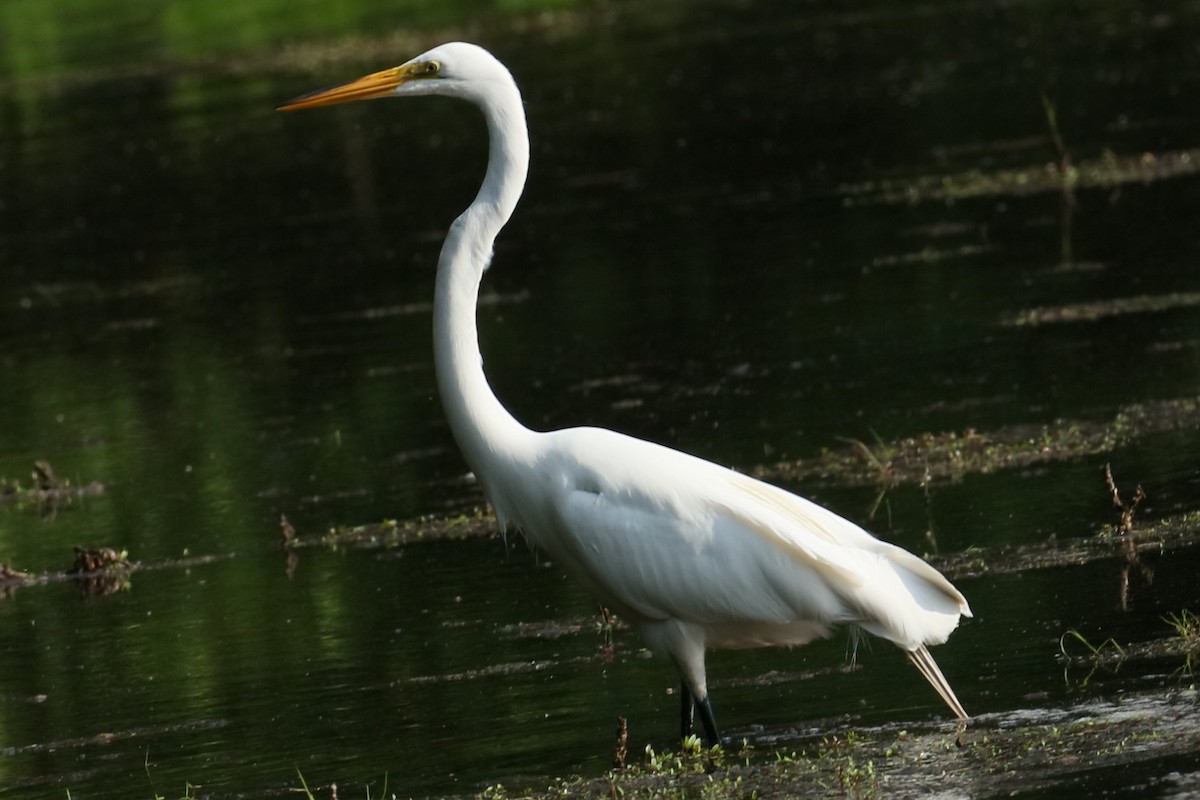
[{"x1": 1, "y1": 0, "x2": 1199, "y2": 797}]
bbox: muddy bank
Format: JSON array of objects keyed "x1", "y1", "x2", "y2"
[{"x1": 468, "y1": 688, "x2": 1200, "y2": 799}]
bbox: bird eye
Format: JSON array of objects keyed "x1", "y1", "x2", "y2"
[{"x1": 424, "y1": 61, "x2": 441, "y2": 75}]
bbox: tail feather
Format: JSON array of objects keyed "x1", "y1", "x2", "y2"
[{"x1": 906, "y1": 645, "x2": 968, "y2": 720}]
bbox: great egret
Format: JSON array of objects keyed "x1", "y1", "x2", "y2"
[{"x1": 279, "y1": 42, "x2": 972, "y2": 744}]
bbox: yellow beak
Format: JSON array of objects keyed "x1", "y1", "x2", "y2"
[{"x1": 277, "y1": 63, "x2": 427, "y2": 112}]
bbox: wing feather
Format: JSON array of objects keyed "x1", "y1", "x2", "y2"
[{"x1": 514, "y1": 428, "x2": 967, "y2": 651}]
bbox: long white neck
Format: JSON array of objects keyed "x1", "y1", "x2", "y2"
[{"x1": 432, "y1": 76, "x2": 535, "y2": 506}]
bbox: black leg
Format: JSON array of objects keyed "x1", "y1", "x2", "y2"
[
  {"x1": 696, "y1": 694, "x2": 720, "y2": 746},
  {"x1": 679, "y1": 681, "x2": 695, "y2": 739}
]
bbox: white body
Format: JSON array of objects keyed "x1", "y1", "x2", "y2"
[
  {"x1": 485, "y1": 425, "x2": 969, "y2": 703},
  {"x1": 282, "y1": 41, "x2": 972, "y2": 728}
]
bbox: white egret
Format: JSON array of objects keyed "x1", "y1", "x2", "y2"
[{"x1": 278, "y1": 42, "x2": 972, "y2": 744}]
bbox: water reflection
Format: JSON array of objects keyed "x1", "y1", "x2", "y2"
[{"x1": 1, "y1": 0, "x2": 1199, "y2": 797}]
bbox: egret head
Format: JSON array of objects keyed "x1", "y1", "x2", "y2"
[{"x1": 277, "y1": 42, "x2": 507, "y2": 112}]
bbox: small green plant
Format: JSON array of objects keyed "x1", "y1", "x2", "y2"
[
  {"x1": 1059, "y1": 628, "x2": 1127, "y2": 686},
  {"x1": 293, "y1": 768, "x2": 392, "y2": 800},
  {"x1": 1059, "y1": 629, "x2": 1125, "y2": 660},
  {"x1": 838, "y1": 431, "x2": 897, "y2": 487},
  {"x1": 295, "y1": 768, "x2": 316, "y2": 800},
  {"x1": 1040, "y1": 92, "x2": 1078, "y2": 263},
  {"x1": 365, "y1": 772, "x2": 391, "y2": 799},
  {"x1": 836, "y1": 755, "x2": 878, "y2": 798},
  {"x1": 1164, "y1": 609, "x2": 1200, "y2": 674},
  {"x1": 142, "y1": 749, "x2": 199, "y2": 800},
  {"x1": 803, "y1": 733, "x2": 879, "y2": 799},
  {"x1": 643, "y1": 736, "x2": 714, "y2": 773}
]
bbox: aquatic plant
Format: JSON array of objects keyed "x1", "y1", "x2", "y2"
[{"x1": 1163, "y1": 610, "x2": 1200, "y2": 675}]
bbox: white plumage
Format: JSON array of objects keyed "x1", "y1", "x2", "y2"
[{"x1": 280, "y1": 41, "x2": 972, "y2": 742}]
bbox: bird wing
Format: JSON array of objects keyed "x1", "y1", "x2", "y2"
[
  {"x1": 712, "y1": 469, "x2": 970, "y2": 648},
  {"x1": 529, "y1": 427, "x2": 967, "y2": 649}
]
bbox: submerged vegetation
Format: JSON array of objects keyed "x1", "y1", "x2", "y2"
[
  {"x1": 933, "y1": 508, "x2": 1200, "y2": 581},
  {"x1": 0, "y1": 459, "x2": 104, "y2": 515},
  {"x1": 266, "y1": 394, "x2": 1200, "y2": 558},
  {"x1": 755, "y1": 395, "x2": 1200, "y2": 488},
  {"x1": 1059, "y1": 609, "x2": 1200, "y2": 679},
  {"x1": 0, "y1": 545, "x2": 225, "y2": 598},
  {"x1": 1005, "y1": 291, "x2": 1200, "y2": 328},
  {"x1": 839, "y1": 147, "x2": 1200, "y2": 206},
  {"x1": 281, "y1": 506, "x2": 499, "y2": 549}
]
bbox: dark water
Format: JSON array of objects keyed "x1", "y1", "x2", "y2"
[{"x1": 1, "y1": 0, "x2": 1199, "y2": 797}]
